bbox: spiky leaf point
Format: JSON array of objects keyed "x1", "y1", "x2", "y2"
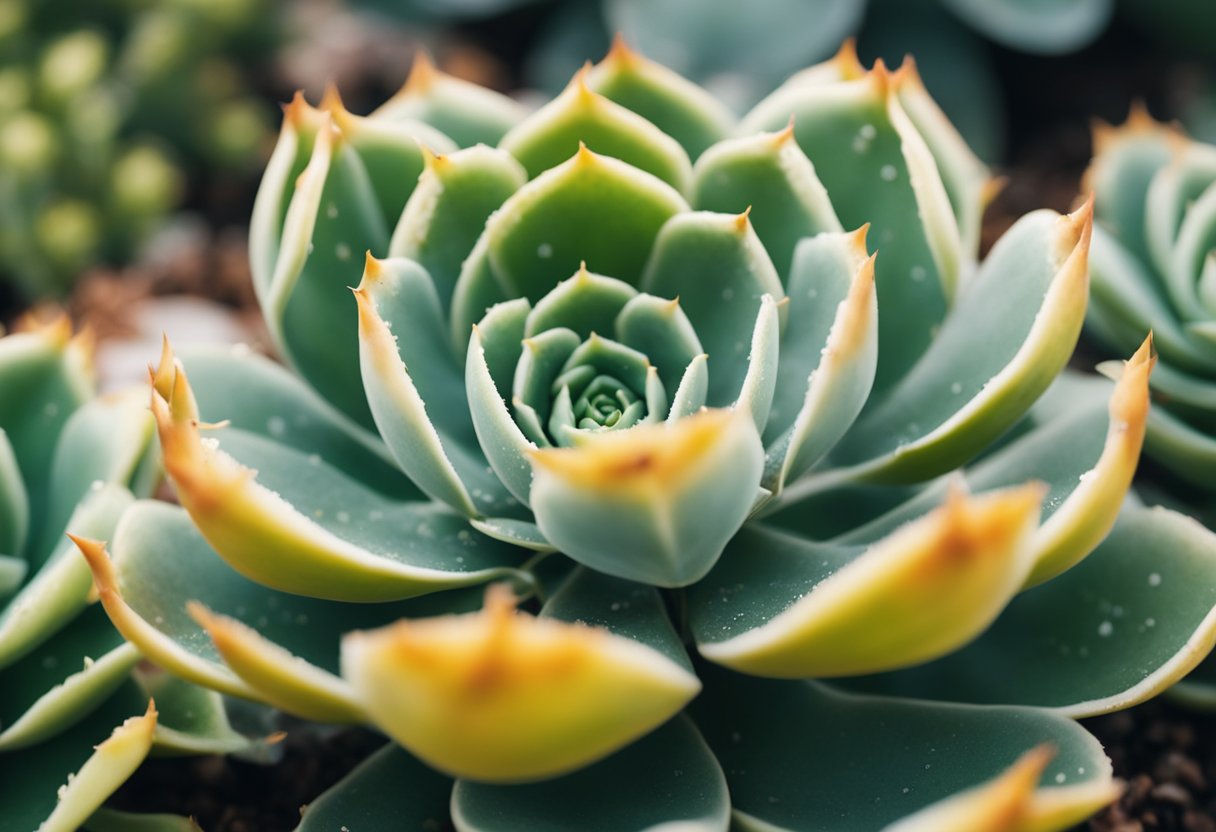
[
  {"x1": 500, "y1": 64, "x2": 693, "y2": 191},
  {"x1": 373, "y1": 52, "x2": 526, "y2": 148}
]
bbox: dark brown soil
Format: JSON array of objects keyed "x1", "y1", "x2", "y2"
[
  {"x1": 110, "y1": 724, "x2": 390, "y2": 831},
  {"x1": 1083, "y1": 699, "x2": 1216, "y2": 832}
]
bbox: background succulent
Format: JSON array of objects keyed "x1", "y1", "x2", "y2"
[
  {"x1": 72, "y1": 43, "x2": 1216, "y2": 830},
  {"x1": 1083, "y1": 107, "x2": 1216, "y2": 709},
  {"x1": 0, "y1": 316, "x2": 276, "y2": 829},
  {"x1": 0, "y1": 0, "x2": 276, "y2": 298}
]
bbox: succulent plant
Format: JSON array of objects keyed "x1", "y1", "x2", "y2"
[
  {"x1": 0, "y1": 0, "x2": 276, "y2": 298},
  {"x1": 1082, "y1": 107, "x2": 1216, "y2": 706},
  {"x1": 74, "y1": 42, "x2": 1216, "y2": 830},
  {"x1": 0, "y1": 316, "x2": 270, "y2": 829}
]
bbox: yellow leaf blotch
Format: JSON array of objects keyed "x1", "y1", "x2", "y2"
[
  {"x1": 529, "y1": 407, "x2": 743, "y2": 494},
  {"x1": 700, "y1": 483, "x2": 1045, "y2": 678},
  {"x1": 341, "y1": 585, "x2": 700, "y2": 783}
]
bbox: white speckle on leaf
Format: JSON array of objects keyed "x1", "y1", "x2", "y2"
[
  {"x1": 1148, "y1": 572, "x2": 1162, "y2": 587},
  {"x1": 880, "y1": 164, "x2": 897, "y2": 182},
  {"x1": 1097, "y1": 621, "x2": 1113, "y2": 637},
  {"x1": 267, "y1": 416, "x2": 286, "y2": 437},
  {"x1": 336, "y1": 243, "x2": 352, "y2": 261},
  {"x1": 537, "y1": 243, "x2": 553, "y2": 259}
]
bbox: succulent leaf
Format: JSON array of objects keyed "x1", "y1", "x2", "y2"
[
  {"x1": 499, "y1": 65, "x2": 693, "y2": 191},
  {"x1": 355, "y1": 256, "x2": 510, "y2": 517},
  {"x1": 294, "y1": 743, "x2": 451, "y2": 832},
  {"x1": 693, "y1": 666, "x2": 1116, "y2": 832},
  {"x1": 691, "y1": 126, "x2": 843, "y2": 282},
  {"x1": 831, "y1": 203, "x2": 1092, "y2": 484},
  {"x1": 341, "y1": 585, "x2": 701, "y2": 782},
  {"x1": 693, "y1": 484, "x2": 1044, "y2": 677},
  {"x1": 847, "y1": 505, "x2": 1216, "y2": 716},
  {"x1": 0, "y1": 698, "x2": 156, "y2": 832},
  {"x1": 388, "y1": 145, "x2": 526, "y2": 311},
  {"x1": 451, "y1": 716, "x2": 729, "y2": 831},
  {"x1": 586, "y1": 35, "x2": 733, "y2": 159},
  {"x1": 763, "y1": 229, "x2": 878, "y2": 491},
  {"x1": 530, "y1": 409, "x2": 764, "y2": 586},
  {"x1": 372, "y1": 53, "x2": 526, "y2": 148}
]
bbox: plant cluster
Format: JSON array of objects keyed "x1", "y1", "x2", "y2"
[
  {"x1": 0, "y1": 0, "x2": 276, "y2": 298},
  {"x1": 3, "y1": 39, "x2": 1216, "y2": 831}
]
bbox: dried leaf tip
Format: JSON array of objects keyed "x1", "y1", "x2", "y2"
[
  {"x1": 69, "y1": 533, "x2": 116, "y2": 602},
  {"x1": 604, "y1": 32, "x2": 641, "y2": 69},
  {"x1": 771, "y1": 116, "x2": 797, "y2": 148},
  {"x1": 403, "y1": 50, "x2": 439, "y2": 96},
  {"x1": 831, "y1": 38, "x2": 866, "y2": 80},
  {"x1": 846, "y1": 223, "x2": 871, "y2": 260},
  {"x1": 734, "y1": 205, "x2": 753, "y2": 232}
]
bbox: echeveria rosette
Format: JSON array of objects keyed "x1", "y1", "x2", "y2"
[
  {"x1": 0, "y1": 318, "x2": 251, "y2": 829},
  {"x1": 1082, "y1": 108, "x2": 1216, "y2": 705},
  {"x1": 75, "y1": 42, "x2": 1216, "y2": 830}
]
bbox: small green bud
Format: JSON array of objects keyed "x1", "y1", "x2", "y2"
[
  {"x1": 40, "y1": 30, "x2": 109, "y2": 103},
  {"x1": 36, "y1": 199, "x2": 101, "y2": 270},
  {"x1": 111, "y1": 145, "x2": 183, "y2": 219},
  {"x1": 0, "y1": 111, "x2": 58, "y2": 172}
]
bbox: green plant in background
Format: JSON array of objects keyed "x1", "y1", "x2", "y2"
[
  {"x1": 0, "y1": 0, "x2": 276, "y2": 299},
  {"x1": 0, "y1": 316, "x2": 275, "y2": 829},
  {"x1": 1082, "y1": 107, "x2": 1216, "y2": 707},
  {"x1": 70, "y1": 42, "x2": 1216, "y2": 829},
  {"x1": 359, "y1": 0, "x2": 1118, "y2": 161}
]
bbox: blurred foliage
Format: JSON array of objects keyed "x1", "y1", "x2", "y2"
[{"x1": 0, "y1": 0, "x2": 278, "y2": 299}]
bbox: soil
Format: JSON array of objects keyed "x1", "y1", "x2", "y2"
[{"x1": 105, "y1": 696, "x2": 1216, "y2": 831}]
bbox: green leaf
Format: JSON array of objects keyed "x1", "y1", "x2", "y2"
[
  {"x1": 0, "y1": 324, "x2": 92, "y2": 542},
  {"x1": 0, "y1": 607, "x2": 138, "y2": 751},
  {"x1": 614, "y1": 293, "x2": 703, "y2": 394},
  {"x1": 587, "y1": 37, "x2": 732, "y2": 159},
  {"x1": 480, "y1": 145, "x2": 688, "y2": 302},
  {"x1": 326, "y1": 104, "x2": 458, "y2": 226},
  {"x1": 831, "y1": 206, "x2": 1091, "y2": 483},
  {"x1": 82, "y1": 501, "x2": 497, "y2": 721},
  {"x1": 179, "y1": 345, "x2": 419, "y2": 500},
  {"x1": 741, "y1": 60, "x2": 959, "y2": 393},
  {"x1": 734, "y1": 295, "x2": 780, "y2": 431},
  {"x1": 0, "y1": 484, "x2": 133, "y2": 670},
  {"x1": 524, "y1": 266, "x2": 638, "y2": 340},
  {"x1": 467, "y1": 306, "x2": 538, "y2": 506},
  {"x1": 691, "y1": 485, "x2": 1042, "y2": 678},
  {"x1": 641, "y1": 211, "x2": 784, "y2": 408},
  {"x1": 263, "y1": 119, "x2": 388, "y2": 427},
  {"x1": 1144, "y1": 406, "x2": 1216, "y2": 490},
  {"x1": 692, "y1": 666, "x2": 1115, "y2": 832},
  {"x1": 33, "y1": 389, "x2": 155, "y2": 565},
  {"x1": 606, "y1": 0, "x2": 864, "y2": 107},
  {"x1": 940, "y1": 0, "x2": 1112, "y2": 54},
  {"x1": 530, "y1": 409, "x2": 763, "y2": 587},
  {"x1": 542, "y1": 567, "x2": 692, "y2": 672},
  {"x1": 159, "y1": 420, "x2": 529, "y2": 602},
  {"x1": 0, "y1": 431, "x2": 27, "y2": 560},
  {"x1": 295, "y1": 743, "x2": 451, "y2": 832},
  {"x1": 0, "y1": 692, "x2": 155, "y2": 832},
  {"x1": 763, "y1": 230, "x2": 877, "y2": 491},
  {"x1": 452, "y1": 716, "x2": 729, "y2": 831},
  {"x1": 845, "y1": 505, "x2": 1216, "y2": 716},
  {"x1": 373, "y1": 54, "x2": 526, "y2": 148},
  {"x1": 692, "y1": 127, "x2": 842, "y2": 282},
  {"x1": 137, "y1": 669, "x2": 253, "y2": 757},
  {"x1": 500, "y1": 67, "x2": 693, "y2": 191},
  {"x1": 356, "y1": 257, "x2": 511, "y2": 517},
  {"x1": 388, "y1": 145, "x2": 526, "y2": 312}
]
